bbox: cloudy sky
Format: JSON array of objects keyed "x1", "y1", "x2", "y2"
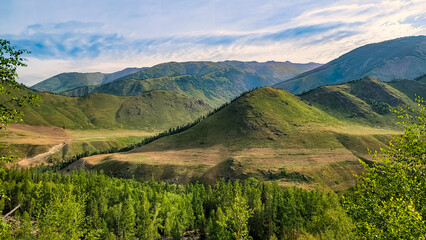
[{"x1": 1, "y1": 0, "x2": 425, "y2": 86}]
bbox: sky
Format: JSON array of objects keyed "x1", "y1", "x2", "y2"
[{"x1": 1, "y1": 0, "x2": 425, "y2": 86}]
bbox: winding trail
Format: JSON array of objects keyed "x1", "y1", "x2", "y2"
[{"x1": 17, "y1": 142, "x2": 67, "y2": 168}]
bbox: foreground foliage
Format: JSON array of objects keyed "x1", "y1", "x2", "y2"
[
  {"x1": 0, "y1": 168, "x2": 353, "y2": 239},
  {"x1": 344, "y1": 98, "x2": 426, "y2": 239},
  {"x1": 0, "y1": 39, "x2": 40, "y2": 165}
]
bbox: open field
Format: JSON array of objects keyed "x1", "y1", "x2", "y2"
[
  {"x1": 67, "y1": 125, "x2": 397, "y2": 192},
  {"x1": 1, "y1": 124, "x2": 157, "y2": 167}
]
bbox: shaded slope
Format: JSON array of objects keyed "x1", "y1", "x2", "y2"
[
  {"x1": 93, "y1": 69, "x2": 268, "y2": 107},
  {"x1": 300, "y1": 77, "x2": 414, "y2": 126},
  {"x1": 31, "y1": 67, "x2": 146, "y2": 93},
  {"x1": 415, "y1": 74, "x2": 426, "y2": 84},
  {"x1": 32, "y1": 72, "x2": 105, "y2": 93},
  {"x1": 388, "y1": 75, "x2": 426, "y2": 100},
  {"x1": 275, "y1": 36, "x2": 426, "y2": 94}
]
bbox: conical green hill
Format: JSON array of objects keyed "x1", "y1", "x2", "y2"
[{"x1": 139, "y1": 87, "x2": 344, "y2": 150}]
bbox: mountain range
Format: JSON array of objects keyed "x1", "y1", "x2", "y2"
[
  {"x1": 275, "y1": 36, "x2": 426, "y2": 94},
  {"x1": 34, "y1": 61, "x2": 320, "y2": 107},
  {"x1": 31, "y1": 67, "x2": 147, "y2": 94}
]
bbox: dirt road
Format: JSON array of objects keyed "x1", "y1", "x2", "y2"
[{"x1": 16, "y1": 142, "x2": 66, "y2": 168}]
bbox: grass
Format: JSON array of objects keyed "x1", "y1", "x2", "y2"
[
  {"x1": 1, "y1": 124, "x2": 157, "y2": 165},
  {"x1": 66, "y1": 86, "x2": 403, "y2": 191},
  {"x1": 388, "y1": 78, "x2": 426, "y2": 100},
  {"x1": 7, "y1": 77, "x2": 413, "y2": 191},
  {"x1": 300, "y1": 77, "x2": 414, "y2": 127},
  {"x1": 15, "y1": 89, "x2": 212, "y2": 131}
]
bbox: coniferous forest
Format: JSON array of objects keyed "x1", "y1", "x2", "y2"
[{"x1": 0, "y1": 168, "x2": 353, "y2": 240}]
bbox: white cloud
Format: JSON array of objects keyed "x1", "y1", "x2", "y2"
[{"x1": 3, "y1": 0, "x2": 425, "y2": 85}]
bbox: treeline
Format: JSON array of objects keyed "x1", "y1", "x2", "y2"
[
  {"x1": 51, "y1": 88, "x2": 261, "y2": 171},
  {"x1": 0, "y1": 168, "x2": 353, "y2": 239}
]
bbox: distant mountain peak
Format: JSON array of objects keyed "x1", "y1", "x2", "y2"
[
  {"x1": 274, "y1": 36, "x2": 426, "y2": 94},
  {"x1": 31, "y1": 67, "x2": 147, "y2": 93}
]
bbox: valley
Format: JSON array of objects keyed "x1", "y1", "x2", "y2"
[
  {"x1": 2, "y1": 124, "x2": 157, "y2": 167},
  {"x1": 4, "y1": 36, "x2": 425, "y2": 191},
  {"x1": 64, "y1": 86, "x2": 399, "y2": 192}
]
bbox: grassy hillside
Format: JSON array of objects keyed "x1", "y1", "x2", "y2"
[
  {"x1": 31, "y1": 72, "x2": 105, "y2": 93},
  {"x1": 143, "y1": 87, "x2": 342, "y2": 149},
  {"x1": 19, "y1": 90, "x2": 211, "y2": 130},
  {"x1": 388, "y1": 75, "x2": 426, "y2": 100},
  {"x1": 275, "y1": 36, "x2": 426, "y2": 94},
  {"x1": 0, "y1": 86, "x2": 212, "y2": 131},
  {"x1": 64, "y1": 61, "x2": 321, "y2": 106},
  {"x1": 300, "y1": 77, "x2": 415, "y2": 126},
  {"x1": 115, "y1": 90, "x2": 212, "y2": 129},
  {"x1": 31, "y1": 67, "x2": 146, "y2": 93},
  {"x1": 72, "y1": 87, "x2": 399, "y2": 191},
  {"x1": 1, "y1": 124, "x2": 155, "y2": 167}
]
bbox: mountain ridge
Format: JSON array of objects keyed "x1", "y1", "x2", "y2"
[
  {"x1": 31, "y1": 67, "x2": 147, "y2": 93},
  {"x1": 274, "y1": 36, "x2": 426, "y2": 94},
  {"x1": 75, "y1": 61, "x2": 321, "y2": 107}
]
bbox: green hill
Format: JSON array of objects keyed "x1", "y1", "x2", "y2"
[
  {"x1": 8, "y1": 88, "x2": 212, "y2": 131},
  {"x1": 115, "y1": 90, "x2": 212, "y2": 130},
  {"x1": 73, "y1": 86, "x2": 403, "y2": 191},
  {"x1": 388, "y1": 75, "x2": 426, "y2": 100},
  {"x1": 300, "y1": 77, "x2": 415, "y2": 126},
  {"x1": 63, "y1": 61, "x2": 321, "y2": 107},
  {"x1": 275, "y1": 36, "x2": 426, "y2": 94},
  {"x1": 31, "y1": 67, "x2": 146, "y2": 93},
  {"x1": 143, "y1": 87, "x2": 341, "y2": 149}
]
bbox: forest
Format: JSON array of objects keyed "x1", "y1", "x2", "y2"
[{"x1": 0, "y1": 168, "x2": 353, "y2": 239}]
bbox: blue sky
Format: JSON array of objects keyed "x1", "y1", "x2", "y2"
[{"x1": 1, "y1": 0, "x2": 425, "y2": 85}]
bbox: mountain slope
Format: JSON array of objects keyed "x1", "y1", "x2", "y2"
[
  {"x1": 300, "y1": 77, "x2": 414, "y2": 126},
  {"x1": 275, "y1": 36, "x2": 426, "y2": 94},
  {"x1": 8, "y1": 87, "x2": 212, "y2": 130},
  {"x1": 73, "y1": 87, "x2": 400, "y2": 191},
  {"x1": 83, "y1": 61, "x2": 321, "y2": 107},
  {"x1": 31, "y1": 67, "x2": 146, "y2": 93},
  {"x1": 388, "y1": 76, "x2": 426, "y2": 101},
  {"x1": 92, "y1": 69, "x2": 268, "y2": 107},
  {"x1": 143, "y1": 87, "x2": 341, "y2": 149}
]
